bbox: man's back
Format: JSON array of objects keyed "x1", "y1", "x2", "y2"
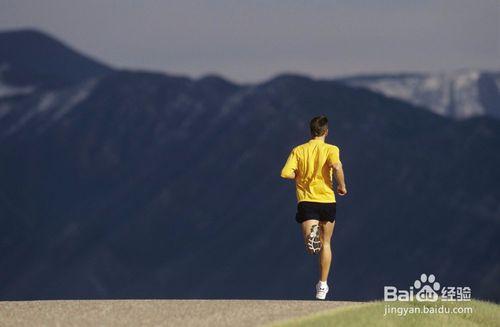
[{"x1": 281, "y1": 138, "x2": 341, "y2": 203}]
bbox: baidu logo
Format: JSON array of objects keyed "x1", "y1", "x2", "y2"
[
  {"x1": 413, "y1": 273, "x2": 440, "y2": 301},
  {"x1": 384, "y1": 273, "x2": 471, "y2": 302}
]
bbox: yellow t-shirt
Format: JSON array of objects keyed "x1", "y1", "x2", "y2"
[{"x1": 281, "y1": 139, "x2": 341, "y2": 203}]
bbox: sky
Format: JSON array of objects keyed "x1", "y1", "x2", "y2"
[{"x1": 0, "y1": 0, "x2": 499, "y2": 83}]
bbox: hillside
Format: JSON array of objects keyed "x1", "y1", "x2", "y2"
[
  {"x1": 0, "y1": 30, "x2": 499, "y2": 302},
  {"x1": 276, "y1": 300, "x2": 500, "y2": 327}
]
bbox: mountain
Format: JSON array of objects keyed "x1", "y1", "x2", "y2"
[
  {"x1": 0, "y1": 30, "x2": 499, "y2": 302},
  {"x1": 337, "y1": 70, "x2": 500, "y2": 120},
  {"x1": 0, "y1": 29, "x2": 112, "y2": 94}
]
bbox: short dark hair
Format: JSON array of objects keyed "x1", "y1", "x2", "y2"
[{"x1": 310, "y1": 116, "x2": 328, "y2": 137}]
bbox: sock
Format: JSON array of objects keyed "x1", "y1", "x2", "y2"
[{"x1": 319, "y1": 280, "x2": 328, "y2": 287}]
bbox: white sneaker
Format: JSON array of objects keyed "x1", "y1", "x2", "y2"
[
  {"x1": 316, "y1": 281, "x2": 329, "y2": 300},
  {"x1": 306, "y1": 225, "x2": 322, "y2": 254}
]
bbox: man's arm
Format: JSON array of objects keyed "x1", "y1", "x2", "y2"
[
  {"x1": 328, "y1": 146, "x2": 347, "y2": 196},
  {"x1": 281, "y1": 148, "x2": 298, "y2": 179},
  {"x1": 332, "y1": 162, "x2": 347, "y2": 196}
]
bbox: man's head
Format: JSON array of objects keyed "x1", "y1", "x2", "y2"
[{"x1": 310, "y1": 115, "x2": 329, "y2": 137}]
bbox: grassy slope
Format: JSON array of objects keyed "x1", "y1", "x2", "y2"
[{"x1": 272, "y1": 300, "x2": 500, "y2": 327}]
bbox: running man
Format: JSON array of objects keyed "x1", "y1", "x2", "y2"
[{"x1": 280, "y1": 115, "x2": 347, "y2": 300}]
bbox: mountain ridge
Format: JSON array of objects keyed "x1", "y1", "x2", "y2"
[
  {"x1": 0, "y1": 29, "x2": 499, "y2": 302},
  {"x1": 0, "y1": 28, "x2": 112, "y2": 89}
]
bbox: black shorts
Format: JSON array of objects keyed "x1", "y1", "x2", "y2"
[{"x1": 295, "y1": 201, "x2": 336, "y2": 224}]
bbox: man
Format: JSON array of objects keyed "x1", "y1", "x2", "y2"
[{"x1": 280, "y1": 115, "x2": 347, "y2": 300}]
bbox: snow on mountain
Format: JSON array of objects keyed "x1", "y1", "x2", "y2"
[
  {"x1": 338, "y1": 69, "x2": 500, "y2": 119},
  {"x1": 0, "y1": 80, "x2": 34, "y2": 97},
  {"x1": 0, "y1": 64, "x2": 35, "y2": 97},
  {"x1": 0, "y1": 77, "x2": 99, "y2": 136}
]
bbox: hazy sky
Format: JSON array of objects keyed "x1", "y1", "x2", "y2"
[{"x1": 1, "y1": 0, "x2": 499, "y2": 82}]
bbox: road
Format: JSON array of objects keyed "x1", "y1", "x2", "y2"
[{"x1": 0, "y1": 299, "x2": 358, "y2": 326}]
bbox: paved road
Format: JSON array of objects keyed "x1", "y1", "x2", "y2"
[{"x1": 0, "y1": 299, "x2": 357, "y2": 326}]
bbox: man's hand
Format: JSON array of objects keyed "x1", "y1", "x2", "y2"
[
  {"x1": 332, "y1": 162, "x2": 347, "y2": 196},
  {"x1": 337, "y1": 185, "x2": 347, "y2": 196}
]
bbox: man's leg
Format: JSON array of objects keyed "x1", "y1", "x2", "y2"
[
  {"x1": 301, "y1": 219, "x2": 320, "y2": 254},
  {"x1": 318, "y1": 221, "x2": 335, "y2": 282}
]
